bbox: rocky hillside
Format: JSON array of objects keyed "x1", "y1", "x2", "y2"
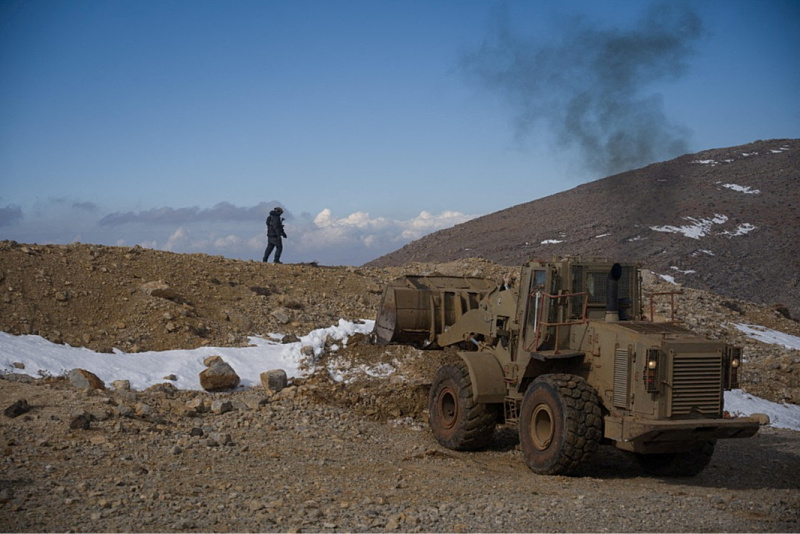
[{"x1": 367, "y1": 139, "x2": 800, "y2": 319}]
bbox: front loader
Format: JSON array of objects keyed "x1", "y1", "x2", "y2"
[{"x1": 373, "y1": 258, "x2": 760, "y2": 476}]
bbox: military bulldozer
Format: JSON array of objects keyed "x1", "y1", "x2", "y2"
[{"x1": 373, "y1": 258, "x2": 760, "y2": 476}]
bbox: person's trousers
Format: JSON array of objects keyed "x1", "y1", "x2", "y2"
[{"x1": 263, "y1": 237, "x2": 282, "y2": 262}]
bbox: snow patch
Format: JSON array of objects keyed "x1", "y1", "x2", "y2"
[
  {"x1": 733, "y1": 323, "x2": 800, "y2": 350},
  {"x1": 0, "y1": 320, "x2": 375, "y2": 391},
  {"x1": 650, "y1": 214, "x2": 728, "y2": 239},
  {"x1": 722, "y1": 183, "x2": 760, "y2": 194},
  {"x1": 658, "y1": 274, "x2": 678, "y2": 285},
  {"x1": 725, "y1": 390, "x2": 800, "y2": 431}
]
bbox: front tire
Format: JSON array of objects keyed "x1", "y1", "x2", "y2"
[
  {"x1": 519, "y1": 374, "x2": 602, "y2": 475},
  {"x1": 428, "y1": 361, "x2": 498, "y2": 450}
]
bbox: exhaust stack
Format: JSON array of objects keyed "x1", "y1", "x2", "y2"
[{"x1": 605, "y1": 263, "x2": 622, "y2": 323}]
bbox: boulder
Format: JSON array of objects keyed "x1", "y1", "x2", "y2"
[
  {"x1": 67, "y1": 369, "x2": 105, "y2": 390},
  {"x1": 199, "y1": 360, "x2": 240, "y2": 391}
]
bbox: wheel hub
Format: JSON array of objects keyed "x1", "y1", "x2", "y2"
[
  {"x1": 530, "y1": 404, "x2": 554, "y2": 450},
  {"x1": 437, "y1": 387, "x2": 458, "y2": 429}
]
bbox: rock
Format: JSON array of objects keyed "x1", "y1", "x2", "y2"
[
  {"x1": 199, "y1": 360, "x2": 240, "y2": 392},
  {"x1": 12, "y1": 362, "x2": 24, "y2": 369},
  {"x1": 208, "y1": 432, "x2": 232, "y2": 446},
  {"x1": 203, "y1": 355, "x2": 223, "y2": 367},
  {"x1": 261, "y1": 369, "x2": 288, "y2": 393},
  {"x1": 210, "y1": 399, "x2": 233, "y2": 415},
  {"x1": 271, "y1": 309, "x2": 291, "y2": 324},
  {"x1": 140, "y1": 281, "x2": 189, "y2": 304},
  {"x1": 134, "y1": 403, "x2": 153, "y2": 417},
  {"x1": 4, "y1": 399, "x2": 30, "y2": 418},
  {"x1": 67, "y1": 369, "x2": 105, "y2": 390},
  {"x1": 752, "y1": 413, "x2": 771, "y2": 425},
  {"x1": 69, "y1": 412, "x2": 93, "y2": 430},
  {"x1": 111, "y1": 380, "x2": 131, "y2": 391},
  {"x1": 186, "y1": 397, "x2": 209, "y2": 413},
  {"x1": 145, "y1": 383, "x2": 177, "y2": 397}
]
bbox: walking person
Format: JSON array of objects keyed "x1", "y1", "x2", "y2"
[{"x1": 262, "y1": 207, "x2": 287, "y2": 263}]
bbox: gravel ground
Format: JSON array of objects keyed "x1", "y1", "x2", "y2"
[{"x1": 1, "y1": 375, "x2": 798, "y2": 533}]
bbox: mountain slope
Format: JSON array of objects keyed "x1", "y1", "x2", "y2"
[{"x1": 367, "y1": 139, "x2": 800, "y2": 317}]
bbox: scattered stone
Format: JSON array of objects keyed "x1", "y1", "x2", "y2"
[
  {"x1": 69, "y1": 412, "x2": 93, "y2": 430},
  {"x1": 271, "y1": 309, "x2": 291, "y2": 324},
  {"x1": 208, "y1": 432, "x2": 232, "y2": 446},
  {"x1": 261, "y1": 369, "x2": 288, "y2": 393},
  {"x1": 145, "y1": 382, "x2": 177, "y2": 397},
  {"x1": 210, "y1": 399, "x2": 233, "y2": 415},
  {"x1": 281, "y1": 334, "x2": 300, "y2": 344},
  {"x1": 12, "y1": 362, "x2": 24, "y2": 369},
  {"x1": 0, "y1": 488, "x2": 13, "y2": 504},
  {"x1": 186, "y1": 397, "x2": 209, "y2": 413},
  {"x1": 4, "y1": 399, "x2": 30, "y2": 418},
  {"x1": 111, "y1": 380, "x2": 131, "y2": 391}
]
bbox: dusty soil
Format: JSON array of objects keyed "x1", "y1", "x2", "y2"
[
  {"x1": 1, "y1": 374, "x2": 799, "y2": 533},
  {"x1": 1, "y1": 241, "x2": 799, "y2": 531}
]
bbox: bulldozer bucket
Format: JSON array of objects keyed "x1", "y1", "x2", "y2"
[{"x1": 373, "y1": 275, "x2": 496, "y2": 347}]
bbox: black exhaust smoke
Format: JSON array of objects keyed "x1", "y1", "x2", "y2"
[{"x1": 460, "y1": 2, "x2": 704, "y2": 177}]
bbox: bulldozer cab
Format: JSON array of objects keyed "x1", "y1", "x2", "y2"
[{"x1": 519, "y1": 259, "x2": 641, "y2": 353}]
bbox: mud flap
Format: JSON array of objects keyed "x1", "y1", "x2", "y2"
[{"x1": 458, "y1": 351, "x2": 506, "y2": 404}]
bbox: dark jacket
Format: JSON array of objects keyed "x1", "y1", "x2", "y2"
[{"x1": 266, "y1": 209, "x2": 286, "y2": 239}]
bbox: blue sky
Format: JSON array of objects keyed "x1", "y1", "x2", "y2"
[{"x1": 1, "y1": 0, "x2": 798, "y2": 265}]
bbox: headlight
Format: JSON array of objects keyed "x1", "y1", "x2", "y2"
[
  {"x1": 724, "y1": 346, "x2": 742, "y2": 390},
  {"x1": 645, "y1": 348, "x2": 660, "y2": 392}
]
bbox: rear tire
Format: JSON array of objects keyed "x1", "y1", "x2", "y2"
[
  {"x1": 519, "y1": 374, "x2": 602, "y2": 475},
  {"x1": 428, "y1": 361, "x2": 498, "y2": 450},
  {"x1": 635, "y1": 441, "x2": 715, "y2": 477}
]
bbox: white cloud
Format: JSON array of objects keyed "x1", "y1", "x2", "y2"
[
  {"x1": 163, "y1": 227, "x2": 189, "y2": 251},
  {"x1": 296, "y1": 208, "x2": 477, "y2": 263}
]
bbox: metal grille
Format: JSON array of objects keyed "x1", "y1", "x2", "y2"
[
  {"x1": 613, "y1": 347, "x2": 630, "y2": 408},
  {"x1": 670, "y1": 353, "x2": 723, "y2": 416}
]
